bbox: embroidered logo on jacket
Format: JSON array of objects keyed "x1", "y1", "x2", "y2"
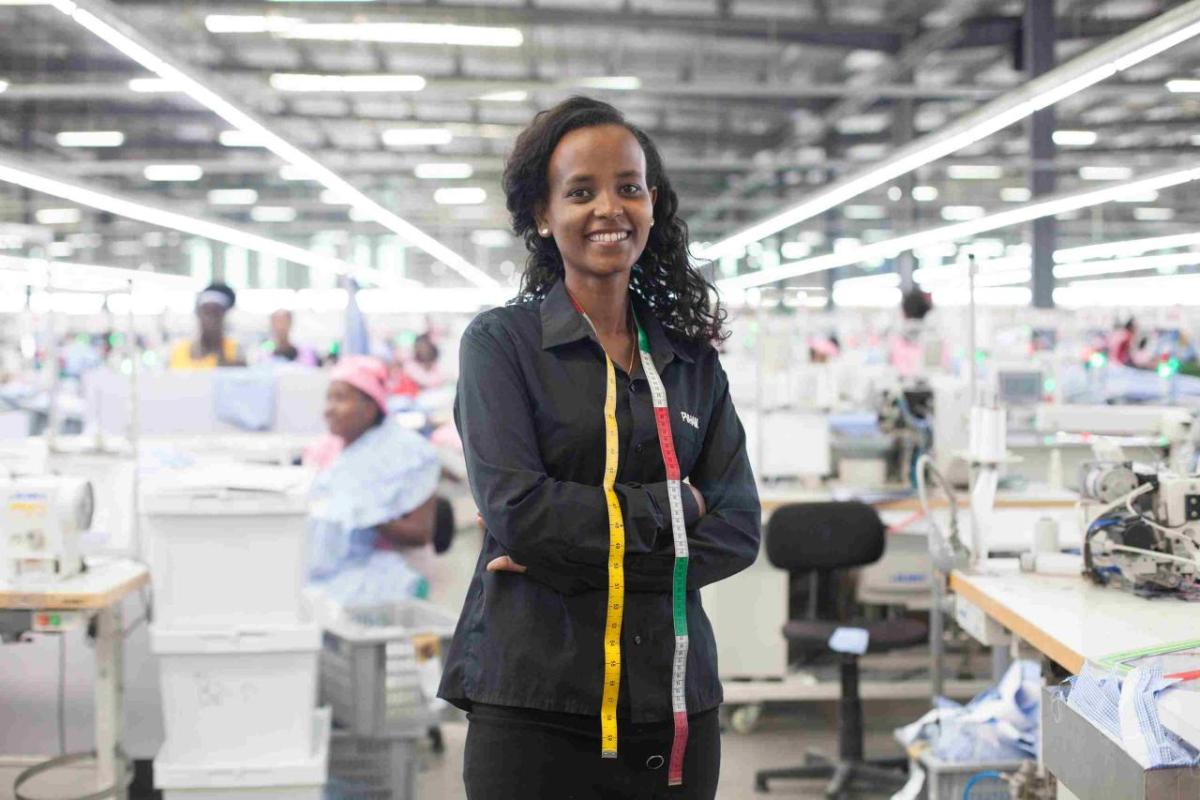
[{"x1": 680, "y1": 411, "x2": 700, "y2": 430}]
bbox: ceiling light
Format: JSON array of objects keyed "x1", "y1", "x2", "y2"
[
  {"x1": 219, "y1": 129, "x2": 266, "y2": 147},
  {"x1": 280, "y1": 21, "x2": 523, "y2": 47},
  {"x1": 716, "y1": 162, "x2": 1200, "y2": 291},
  {"x1": 478, "y1": 90, "x2": 529, "y2": 102},
  {"x1": 434, "y1": 187, "x2": 487, "y2": 205},
  {"x1": 47, "y1": 0, "x2": 503, "y2": 290},
  {"x1": 1056, "y1": 232, "x2": 1200, "y2": 262},
  {"x1": 577, "y1": 76, "x2": 642, "y2": 91},
  {"x1": 55, "y1": 130, "x2": 125, "y2": 147},
  {"x1": 127, "y1": 77, "x2": 178, "y2": 93},
  {"x1": 470, "y1": 230, "x2": 512, "y2": 248},
  {"x1": 1133, "y1": 207, "x2": 1175, "y2": 221},
  {"x1": 780, "y1": 241, "x2": 812, "y2": 260},
  {"x1": 1166, "y1": 78, "x2": 1200, "y2": 92},
  {"x1": 843, "y1": 205, "x2": 886, "y2": 220},
  {"x1": 144, "y1": 164, "x2": 203, "y2": 182},
  {"x1": 1080, "y1": 166, "x2": 1134, "y2": 180},
  {"x1": 1001, "y1": 187, "x2": 1032, "y2": 202},
  {"x1": 0, "y1": 80, "x2": 8, "y2": 94},
  {"x1": 414, "y1": 162, "x2": 474, "y2": 180},
  {"x1": 1054, "y1": 251, "x2": 1199, "y2": 279},
  {"x1": 940, "y1": 205, "x2": 987, "y2": 221},
  {"x1": 269, "y1": 73, "x2": 426, "y2": 93},
  {"x1": 948, "y1": 165, "x2": 1003, "y2": 180},
  {"x1": 204, "y1": 14, "x2": 301, "y2": 34},
  {"x1": 320, "y1": 189, "x2": 353, "y2": 205},
  {"x1": 279, "y1": 164, "x2": 314, "y2": 181},
  {"x1": 696, "y1": 6, "x2": 1200, "y2": 264},
  {"x1": 35, "y1": 208, "x2": 82, "y2": 225},
  {"x1": 0, "y1": 156, "x2": 400, "y2": 288},
  {"x1": 250, "y1": 206, "x2": 297, "y2": 222},
  {"x1": 382, "y1": 128, "x2": 453, "y2": 147},
  {"x1": 207, "y1": 188, "x2": 258, "y2": 205},
  {"x1": 912, "y1": 186, "x2": 939, "y2": 202},
  {"x1": 1113, "y1": 190, "x2": 1159, "y2": 203},
  {"x1": 1052, "y1": 129, "x2": 1098, "y2": 146}
]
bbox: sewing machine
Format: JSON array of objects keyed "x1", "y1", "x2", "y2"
[
  {"x1": 1080, "y1": 462, "x2": 1200, "y2": 594},
  {"x1": 0, "y1": 475, "x2": 93, "y2": 581}
]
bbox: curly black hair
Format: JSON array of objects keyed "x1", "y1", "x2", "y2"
[{"x1": 504, "y1": 96, "x2": 726, "y2": 344}]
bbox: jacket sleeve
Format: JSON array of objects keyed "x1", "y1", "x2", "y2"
[
  {"x1": 537, "y1": 357, "x2": 762, "y2": 594},
  {"x1": 456, "y1": 316, "x2": 702, "y2": 593}
]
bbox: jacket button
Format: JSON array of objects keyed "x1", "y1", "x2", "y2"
[
  {"x1": 646, "y1": 754, "x2": 665, "y2": 770},
  {"x1": 629, "y1": 382, "x2": 638, "y2": 393},
  {"x1": 634, "y1": 443, "x2": 644, "y2": 454},
  {"x1": 633, "y1": 634, "x2": 643, "y2": 645}
]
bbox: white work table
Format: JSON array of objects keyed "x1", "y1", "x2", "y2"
[
  {"x1": 949, "y1": 567, "x2": 1197, "y2": 674},
  {"x1": 0, "y1": 558, "x2": 149, "y2": 800}
]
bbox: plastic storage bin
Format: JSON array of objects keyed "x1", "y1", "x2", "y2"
[
  {"x1": 317, "y1": 599, "x2": 458, "y2": 737},
  {"x1": 153, "y1": 624, "x2": 321, "y2": 763},
  {"x1": 917, "y1": 750, "x2": 1024, "y2": 800},
  {"x1": 327, "y1": 732, "x2": 419, "y2": 800},
  {"x1": 140, "y1": 466, "x2": 311, "y2": 629},
  {"x1": 155, "y1": 708, "x2": 330, "y2": 800}
]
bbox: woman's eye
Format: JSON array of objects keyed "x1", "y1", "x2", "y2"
[
  {"x1": 567, "y1": 188, "x2": 591, "y2": 199},
  {"x1": 621, "y1": 184, "x2": 642, "y2": 194}
]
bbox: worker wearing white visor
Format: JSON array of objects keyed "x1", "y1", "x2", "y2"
[{"x1": 168, "y1": 282, "x2": 246, "y2": 370}]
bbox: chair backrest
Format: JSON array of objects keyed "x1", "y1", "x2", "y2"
[
  {"x1": 433, "y1": 496, "x2": 455, "y2": 555},
  {"x1": 765, "y1": 501, "x2": 886, "y2": 572}
]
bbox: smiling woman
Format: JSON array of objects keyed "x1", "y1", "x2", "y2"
[{"x1": 438, "y1": 97, "x2": 761, "y2": 800}]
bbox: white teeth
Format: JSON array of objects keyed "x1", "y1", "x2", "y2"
[{"x1": 588, "y1": 231, "x2": 629, "y2": 243}]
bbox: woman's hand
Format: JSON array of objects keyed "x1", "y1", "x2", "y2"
[
  {"x1": 687, "y1": 483, "x2": 707, "y2": 517},
  {"x1": 478, "y1": 513, "x2": 528, "y2": 574}
]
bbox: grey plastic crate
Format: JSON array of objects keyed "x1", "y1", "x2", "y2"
[
  {"x1": 319, "y1": 600, "x2": 458, "y2": 738},
  {"x1": 918, "y1": 751, "x2": 1025, "y2": 800},
  {"x1": 326, "y1": 731, "x2": 420, "y2": 800}
]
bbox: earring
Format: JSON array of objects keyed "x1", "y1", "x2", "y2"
[{"x1": 539, "y1": 227, "x2": 550, "y2": 236}]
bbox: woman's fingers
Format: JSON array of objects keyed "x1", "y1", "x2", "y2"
[{"x1": 486, "y1": 555, "x2": 528, "y2": 574}]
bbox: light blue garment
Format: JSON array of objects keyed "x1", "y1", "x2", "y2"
[
  {"x1": 213, "y1": 368, "x2": 276, "y2": 431},
  {"x1": 896, "y1": 660, "x2": 1041, "y2": 763},
  {"x1": 308, "y1": 420, "x2": 440, "y2": 607}
]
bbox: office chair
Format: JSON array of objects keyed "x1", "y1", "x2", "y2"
[{"x1": 754, "y1": 501, "x2": 928, "y2": 798}]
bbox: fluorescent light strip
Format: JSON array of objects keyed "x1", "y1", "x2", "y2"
[
  {"x1": 414, "y1": 162, "x2": 474, "y2": 180},
  {"x1": 0, "y1": 253, "x2": 198, "y2": 291},
  {"x1": 382, "y1": 128, "x2": 453, "y2": 147},
  {"x1": 56, "y1": 130, "x2": 125, "y2": 147},
  {"x1": 35, "y1": 207, "x2": 82, "y2": 224},
  {"x1": 697, "y1": 3, "x2": 1200, "y2": 263},
  {"x1": 207, "y1": 188, "x2": 258, "y2": 205},
  {"x1": 1052, "y1": 129, "x2": 1098, "y2": 146},
  {"x1": 219, "y1": 129, "x2": 266, "y2": 147},
  {"x1": 280, "y1": 21, "x2": 523, "y2": 47},
  {"x1": 49, "y1": 0, "x2": 494, "y2": 289},
  {"x1": 717, "y1": 163, "x2": 1200, "y2": 291},
  {"x1": 144, "y1": 164, "x2": 203, "y2": 181},
  {"x1": 269, "y1": 73, "x2": 426, "y2": 93},
  {"x1": 1053, "y1": 250, "x2": 1200, "y2": 278},
  {"x1": 0, "y1": 155, "x2": 402, "y2": 288},
  {"x1": 434, "y1": 187, "x2": 487, "y2": 205},
  {"x1": 1055, "y1": 231, "x2": 1200, "y2": 262}
]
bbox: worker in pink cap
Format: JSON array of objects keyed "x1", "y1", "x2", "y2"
[{"x1": 304, "y1": 355, "x2": 443, "y2": 606}]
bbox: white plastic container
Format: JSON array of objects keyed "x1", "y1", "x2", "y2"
[
  {"x1": 140, "y1": 465, "x2": 311, "y2": 629},
  {"x1": 155, "y1": 707, "x2": 330, "y2": 800},
  {"x1": 152, "y1": 624, "x2": 320, "y2": 763}
]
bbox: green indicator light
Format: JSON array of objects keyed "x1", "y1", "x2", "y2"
[
  {"x1": 1043, "y1": 378, "x2": 1057, "y2": 393},
  {"x1": 974, "y1": 349, "x2": 986, "y2": 364},
  {"x1": 50, "y1": 614, "x2": 60, "y2": 626},
  {"x1": 1088, "y1": 351, "x2": 1107, "y2": 369}
]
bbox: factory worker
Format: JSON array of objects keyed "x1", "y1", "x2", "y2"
[
  {"x1": 305, "y1": 355, "x2": 441, "y2": 606},
  {"x1": 440, "y1": 97, "x2": 760, "y2": 800},
  {"x1": 267, "y1": 309, "x2": 320, "y2": 366},
  {"x1": 168, "y1": 282, "x2": 245, "y2": 369}
]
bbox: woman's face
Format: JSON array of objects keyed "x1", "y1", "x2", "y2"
[
  {"x1": 324, "y1": 380, "x2": 379, "y2": 442},
  {"x1": 537, "y1": 124, "x2": 657, "y2": 282}
]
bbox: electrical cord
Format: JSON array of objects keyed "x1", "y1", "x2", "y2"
[
  {"x1": 916, "y1": 453, "x2": 967, "y2": 571},
  {"x1": 961, "y1": 769, "x2": 1005, "y2": 799}
]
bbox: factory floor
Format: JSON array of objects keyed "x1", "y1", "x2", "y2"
[
  {"x1": 1, "y1": 512, "x2": 924, "y2": 798},
  {"x1": 1, "y1": 701, "x2": 921, "y2": 799}
]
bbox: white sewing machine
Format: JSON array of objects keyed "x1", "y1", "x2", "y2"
[{"x1": 0, "y1": 475, "x2": 93, "y2": 581}]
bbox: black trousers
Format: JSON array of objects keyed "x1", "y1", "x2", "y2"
[{"x1": 463, "y1": 703, "x2": 721, "y2": 800}]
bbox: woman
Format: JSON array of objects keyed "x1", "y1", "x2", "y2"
[
  {"x1": 169, "y1": 282, "x2": 245, "y2": 369},
  {"x1": 305, "y1": 355, "x2": 441, "y2": 606},
  {"x1": 439, "y1": 97, "x2": 761, "y2": 799}
]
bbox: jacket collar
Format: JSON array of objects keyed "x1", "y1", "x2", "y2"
[{"x1": 539, "y1": 278, "x2": 693, "y2": 372}]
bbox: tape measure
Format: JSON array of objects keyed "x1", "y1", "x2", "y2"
[{"x1": 569, "y1": 292, "x2": 691, "y2": 786}]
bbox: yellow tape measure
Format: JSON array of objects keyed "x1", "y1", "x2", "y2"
[{"x1": 599, "y1": 353, "x2": 625, "y2": 758}]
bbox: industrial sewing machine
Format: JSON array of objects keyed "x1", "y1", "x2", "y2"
[
  {"x1": 0, "y1": 474, "x2": 93, "y2": 582},
  {"x1": 1078, "y1": 455, "x2": 1200, "y2": 595}
]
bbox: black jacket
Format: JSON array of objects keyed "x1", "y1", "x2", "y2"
[{"x1": 438, "y1": 279, "x2": 761, "y2": 722}]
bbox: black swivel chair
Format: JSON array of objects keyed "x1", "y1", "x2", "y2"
[{"x1": 754, "y1": 502, "x2": 929, "y2": 798}]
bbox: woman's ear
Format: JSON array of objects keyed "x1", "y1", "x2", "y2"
[{"x1": 534, "y1": 204, "x2": 551, "y2": 237}]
